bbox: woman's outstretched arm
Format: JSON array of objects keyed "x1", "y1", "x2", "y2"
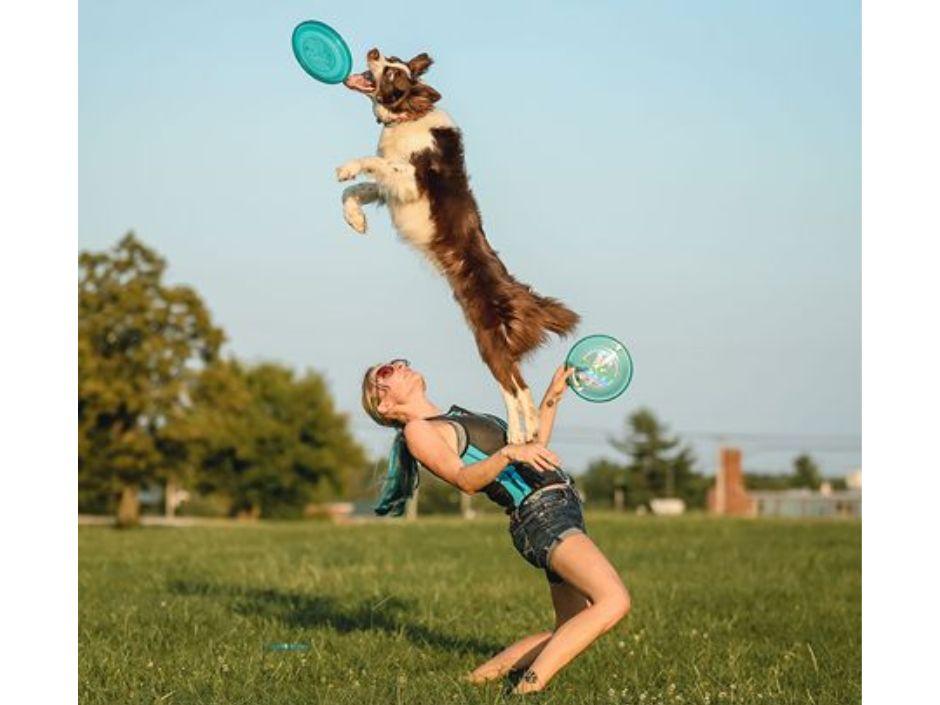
[
  {"x1": 404, "y1": 421, "x2": 562, "y2": 494},
  {"x1": 538, "y1": 366, "x2": 576, "y2": 446}
]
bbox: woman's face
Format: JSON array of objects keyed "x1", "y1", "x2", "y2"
[{"x1": 370, "y1": 359, "x2": 426, "y2": 414}]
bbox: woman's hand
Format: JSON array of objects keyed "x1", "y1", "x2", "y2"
[
  {"x1": 542, "y1": 365, "x2": 576, "y2": 408},
  {"x1": 501, "y1": 442, "x2": 562, "y2": 472}
]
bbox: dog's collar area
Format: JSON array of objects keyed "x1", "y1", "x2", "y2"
[{"x1": 377, "y1": 110, "x2": 430, "y2": 126}]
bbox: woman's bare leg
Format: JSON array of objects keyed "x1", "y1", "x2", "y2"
[
  {"x1": 465, "y1": 632, "x2": 552, "y2": 684},
  {"x1": 466, "y1": 581, "x2": 591, "y2": 683},
  {"x1": 513, "y1": 534, "x2": 630, "y2": 694}
]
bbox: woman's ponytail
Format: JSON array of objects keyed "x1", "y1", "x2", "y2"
[{"x1": 373, "y1": 431, "x2": 420, "y2": 516}]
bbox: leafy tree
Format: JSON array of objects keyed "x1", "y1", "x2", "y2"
[
  {"x1": 746, "y1": 456, "x2": 838, "y2": 492},
  {"x1": 417, "y1": 470, "x2": 463, "y2": 515},
  {"x1": 612, "y1": 409, "x2": 679, "y2": 498},
  {"x1": 180, "y1": 360, "x2": 369, "y2": 518},
  {"x1": 829, "y1": 476, "x2": 848, "y2": 491},
  {"x1": 671, "y1": 446, "x2": 710, "y2": 509},
  {"x1": 791, "y1": 453, "x2": 823, "y2": 490},
  {"x1": 78, "y1": 234, "x2": 223, "y2": 526},
  {"x1": 578, "y1": 459, "x2": 624, "y2": 507},
  {"x1": 606, "y1": 408, "x2": 705, "y2": 509},
  {"x1": 613, "y1": 410, "x2": 665, "y2": 502},
  {"x1": 743, "y1": 473, "x2": 793, "y2": 491}
]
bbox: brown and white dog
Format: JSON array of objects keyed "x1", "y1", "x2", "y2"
[{"x1": 337, "y1": 48, "x2": 579, "y2": 443}]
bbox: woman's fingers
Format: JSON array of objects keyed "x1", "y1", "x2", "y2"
[
  {"x1": 535, "y1": 456, "x2": 556, "y2": 471},
  {"x1": 547, "y1": 365, "x2": 577, "y2": 397},
  {"x1": 533, "y1": 447, "x2": 561, "y2": 470},
  {"x1": 524, "y1": 450, "x2": 546, "y2": 470},
  {"x1": 509, "y1": 443, "x2": 562, "y2": 471}
]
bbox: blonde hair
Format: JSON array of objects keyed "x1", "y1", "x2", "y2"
[
  {"x1": 361, "y1": 364, "x2": 417, "y2": 516},
  {"x1": 361, "y1": 365, "x2": 402, "y2": 428}
]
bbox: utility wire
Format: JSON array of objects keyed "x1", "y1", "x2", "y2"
[{"x1": 351, "y1": 423, "x2": 859, "y2": 448}]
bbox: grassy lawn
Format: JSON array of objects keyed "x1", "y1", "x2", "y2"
[{"x1": 79, "y1": 514, "x2": 860, "y2": 705}]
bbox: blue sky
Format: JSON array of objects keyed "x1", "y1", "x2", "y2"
[{"x1": 79, "y1": 1, "x2": 860, "y2": 477}]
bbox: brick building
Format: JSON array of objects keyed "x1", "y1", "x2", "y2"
[{"x1": 707, "y1": 447, "x2": 755, "y2": 516}]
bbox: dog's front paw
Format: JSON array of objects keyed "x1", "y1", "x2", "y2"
[
  {"x1": 343, "y1": 202, "x2": 368, "y2": 234},
  {"x1": 336, "y1": 161, "x2": 362, "y2": 182}
]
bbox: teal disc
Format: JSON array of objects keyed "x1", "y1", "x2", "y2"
[
  {"x1": 565, "y1": 334, "x2": 634, "y2": 403},
  {"x1": 265, "y1": 642, "x2": 311, "y2": 652},
  {"x1": 291, "y1": 21, "x2": 352, "y2": 84}
]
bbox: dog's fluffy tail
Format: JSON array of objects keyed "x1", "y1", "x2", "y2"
[
  {"x1": 503, "y1": 291, "x2": 580, "y2": 360},
  {"x1": 536, "y1": 295, "x2": 580, "y2": 337}
]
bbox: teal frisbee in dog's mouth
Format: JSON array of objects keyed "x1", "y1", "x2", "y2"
[{"x1": 291, "y1": 20, "x2": 352, "y2": 84}]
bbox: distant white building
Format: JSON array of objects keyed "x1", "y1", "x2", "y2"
[
  {"x1": 750, "y1": 485, "x2": 861, "y2": 518},
  {"x1": 650, "y1": 498, "x2": 687, "y2": 516}
]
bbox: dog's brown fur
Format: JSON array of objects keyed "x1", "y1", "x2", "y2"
[
  {"x1": 339, "y1": 48, "x2": 579, "y2": 439},
  {"x1": 411, "y1": 127, "x2": 579, "y2": 394}
]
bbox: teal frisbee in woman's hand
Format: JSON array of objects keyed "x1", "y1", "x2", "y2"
[
  {"x1": 565, "y1": 334, "x2": 634, "y2": 403},
  {"x1": 291, "y1": 21, "x2": 352, "y2": 84}
]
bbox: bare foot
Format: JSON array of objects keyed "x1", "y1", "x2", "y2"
[
  {"x1": 511, "y1": 668, "x2": 545, "y2": 695},
  {"x1": 462, "y1": 668, "x2": 505, "y2": 685}
]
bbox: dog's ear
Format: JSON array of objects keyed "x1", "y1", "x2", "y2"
[
  {"x1": 407, "y1": 52, "x2": 433, "y2": 77},
  {"x1": 404, "y1": 82, "x2": 441, "y2": 113}
]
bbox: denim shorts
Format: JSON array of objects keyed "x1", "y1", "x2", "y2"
[{"x1": 508, "y1": 483, "x2": 586, "y2": 584}]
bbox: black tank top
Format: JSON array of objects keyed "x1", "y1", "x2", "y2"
[{"x1": 424, "y1": 405, "x2": 571, "y2": 511}]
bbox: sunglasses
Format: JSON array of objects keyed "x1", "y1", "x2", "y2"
[{"x1": 373, "y1": 358, "x2": 410, "y2": 384}]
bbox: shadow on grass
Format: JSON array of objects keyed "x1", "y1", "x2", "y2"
[{"x1": 168, "y1": 579, "x2": 502, "y2": 657}]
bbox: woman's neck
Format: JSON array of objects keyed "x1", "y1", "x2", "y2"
[{"x1": 398, "y1": 398, "x2": 443, "y2": 424}]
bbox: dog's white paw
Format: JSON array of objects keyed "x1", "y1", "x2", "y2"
[
  {"x1": 506, "y1": 427, "x2": 526, "y2": 446},
  {"x1": 336, "y1": 161, "x2": 362, "y2": 182},
  {"x1": 522, "y1": 420, "x2": 541, "y2": 444},
  {"x1": 343, "y1": 203, "x2": 367, "y2": 234}
]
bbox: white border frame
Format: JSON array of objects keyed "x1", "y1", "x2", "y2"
[
  {"x1": 863, "y1": 1, "x2": 940, "y2": 701},
  {"x1": 1, "y1": 2, "x2": 78, "y2": 703}
]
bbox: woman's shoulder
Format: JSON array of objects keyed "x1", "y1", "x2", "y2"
[
  {"x1": 404, "y1": 416, "x2": 462, "y2": 453},
  {"x1": 403, "y1": 418, "x2": 433, "y2": 438},
  {"x1": 403, "y1": 417, "x2": 452, "y2": 439}
]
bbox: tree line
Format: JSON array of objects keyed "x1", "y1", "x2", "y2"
[
  {"x1": 79, "y1": 234, "x2": 369, "y2": 526},
  {"x1": 578, "y1": 411, "x2": 835, "y2": 509},
  {"x1": 80, "y1": 234, "x2": 832, "y2": 525},
  {"x1": 419, "y1": 409, "x2": 835, "y2": 514},
  {"x1": 412, "y1": 409, "x2": 714, "y2": 514}
]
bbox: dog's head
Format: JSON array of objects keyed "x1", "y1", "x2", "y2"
[{"x1": 344, "y1": 48, "x2": 441, "y2": 124}]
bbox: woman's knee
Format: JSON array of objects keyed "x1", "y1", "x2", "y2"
[{"x1": 599, "y1": 587, "x2": 631, "y2": 630}]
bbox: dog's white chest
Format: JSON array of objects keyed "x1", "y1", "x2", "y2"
[
  {"x1": 388, "y1": 199, "x2": 436, "y2": 252},
  {"x1": 376, "y1": 110, "x2": 455, "y2": 253},
  {"x1": 377, "y1": 110, "x2": 454, "y2": 161}
]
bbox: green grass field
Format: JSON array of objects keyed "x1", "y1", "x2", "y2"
[{"x1": 79, "y1": 515, "x2": 860, "y2": 705}]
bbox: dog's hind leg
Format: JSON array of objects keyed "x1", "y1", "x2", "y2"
[
  {"x1": 518, "y1": 386, "x2": 541, "y2": 443},
  {"x1": 500, "y1": 385, "x2": 525, "y2": 445}
]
